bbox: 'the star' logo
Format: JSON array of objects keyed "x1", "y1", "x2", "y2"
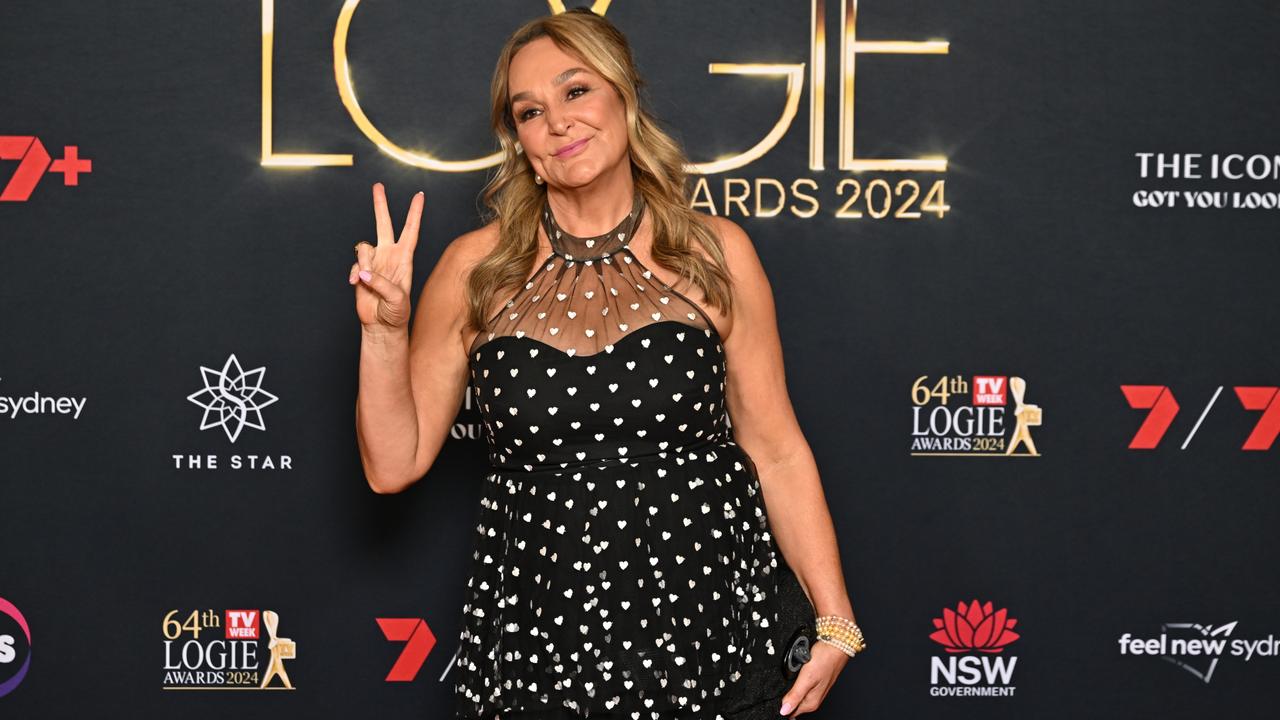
[{"x1": 186, "y1": 354, "x2": 279, "y2": 443}]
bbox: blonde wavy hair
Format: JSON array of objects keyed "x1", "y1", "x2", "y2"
[{"x1": 465, "y1": 7, "x2": 733, "y2": 334}]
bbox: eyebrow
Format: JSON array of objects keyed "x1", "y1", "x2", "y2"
[{"x1": 510, "y1": 67, "x2": 588, "y2": 105}]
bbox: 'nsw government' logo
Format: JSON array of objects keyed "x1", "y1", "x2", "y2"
[{"x1": 928, "y1": 599, "x2": 1020, "y2": 697}]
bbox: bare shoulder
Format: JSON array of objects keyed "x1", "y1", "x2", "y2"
[
  {"x1": 421, "y1": 219, "x2": 503, "y2": 346},
  {"x1": 697, "y1": 212, "x2": 748, "y2": 242},
  {"x1": 439, "y1": 218, "x2": 502, "y2": 273},
  {"x1": 693, "y1": 212, "x2": 766, "y2": 281},
  {"x1": 413, "y1": 218, "x2": 501, "y2": 326}
]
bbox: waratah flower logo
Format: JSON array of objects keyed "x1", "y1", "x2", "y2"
[
  {"x1": 186, "y1": 353, "x2": 279, "y2": 443},
  {"x1": 929, "y1": 599, "x2": 1020, "y2": 653}
]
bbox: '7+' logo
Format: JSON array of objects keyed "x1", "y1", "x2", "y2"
[{"x1": 1, "y1": 136, "x2": 92, "y2": 201}]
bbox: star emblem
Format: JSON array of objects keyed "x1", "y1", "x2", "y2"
[
  {"x1": 1160, "y1": 622, "x2": 1237, "y2": 683},
  {"x1": 186, "y1": 353, "x2": 279, "y2": 442}
]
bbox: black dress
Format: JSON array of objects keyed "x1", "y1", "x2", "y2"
[{"x1": 455, "y1": 193, "x2": 814, "y2": 719}]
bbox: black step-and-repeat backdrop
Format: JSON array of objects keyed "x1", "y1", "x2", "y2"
[{"x1": 3, "y1": 1, "x2": 1279, "y2": 717}]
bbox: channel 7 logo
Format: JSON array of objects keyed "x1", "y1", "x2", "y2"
[
  {"x1": 1, "y1": 136, "x2": 92, "y2": 201},
  {"x1": 1121, "y1": 384, "x2": 1280, "y2": 450},
  {"x1": 377, "y1": 618, "x2": 435, "y2": 682}
]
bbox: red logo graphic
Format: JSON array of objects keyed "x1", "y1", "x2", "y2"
[
  {"x1": 225, "y1": 609, "x2": 260, "y2": 640},
  {"x1": 377, "y1": 618, "x2": 436, "y2": 682},
  {"x1": 1122, "y1": 384, "x2": 1280, "y2": 450},
  {"x1": 1235, "y1": 387, "x2": 1280, "y2": 451},
  {"x1": 972, "y1": 376, "x2": 1008, "y2": 406},
  {"x1": 929, "y1": 600, "x2": 1020, "y2": 654},
  {"x1": 1121, "y1": 385, "x2": 1181, "y2": 449},
  {"x1": 1, "y1": 136, "x2": 92, "y2": 201}
]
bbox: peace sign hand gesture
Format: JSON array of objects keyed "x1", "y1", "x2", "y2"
[{"x1": 348, "y1": 182, "x2": 425, "y2": 333}]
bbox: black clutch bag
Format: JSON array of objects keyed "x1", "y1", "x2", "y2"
[
  {"x1": 775, "y1": 561, "x2": 818, "y2": 681},
  {"x1": 714, "y1": 560, "x2": 818, "y2": 717},
  {"x1": 782, "y1": 622, "x2": 814, "y2": 679}
]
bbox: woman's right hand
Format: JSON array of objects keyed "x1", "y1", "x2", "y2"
[{"x1": 349, "y1": 182, "x2": 425, "y2": 332}]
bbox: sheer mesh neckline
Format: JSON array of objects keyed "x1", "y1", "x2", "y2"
[
  {"x1": 541, "y1": 191, "x2": 644, "y2": 261},
  {"x1": 470, "y1": 193, "x2": 717, "y2": 359}
]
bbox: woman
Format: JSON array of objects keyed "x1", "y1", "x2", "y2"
[{"x1": 349, "y1": 8, "x2": 862, "y2": 719}]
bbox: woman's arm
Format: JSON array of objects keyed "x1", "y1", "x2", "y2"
[
  {"x1": 356, "y1": 225, "x2": 493, "y2": 494},
  {"x1": 708, "y1": 216, "x2": 858, "y2": 622}
]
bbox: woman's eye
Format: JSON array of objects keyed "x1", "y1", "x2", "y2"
[{"x1": 515, "y1": 86, "x2": 587, "y2": 122}]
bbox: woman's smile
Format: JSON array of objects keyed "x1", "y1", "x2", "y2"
[{"x1": 553, "y1": 136, "x2": 590, "y2": 158}]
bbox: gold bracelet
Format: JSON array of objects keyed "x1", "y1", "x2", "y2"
[{"x1": 815, "y1": 615, "x2": 866, "y2": 658}]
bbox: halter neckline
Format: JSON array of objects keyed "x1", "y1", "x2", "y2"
[{"x1": 541, "y1": 191, "x2": 644, "y2": 261}]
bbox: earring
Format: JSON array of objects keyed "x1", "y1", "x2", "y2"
[{"x1": 534, "y1": 174, "x2": 544, "y2": 185}]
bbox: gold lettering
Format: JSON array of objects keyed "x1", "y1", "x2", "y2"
[
  {"x1": 723, "y1": 178, "x2": 752, "y2": 217},
  {"x1": 689, "y1": 177, "x2": 718, "y2": 214},
  {"x1": 687, "y1": 64, "x2": 806, "y2": 175},
  {"x1": 334, "y1": 0, "x2": 502, "y2": 171},
  {"x1": 260, "y1": 0, "x2": 951, "y2": 187},
  {"x1": 547, "y1": 0, "x2": 612, "y2": 13},
  {"x1": 330, "y1": 0, "x2": 617, "y2": 171},
  {"x1": 261, "y1": 0, "x2": 352, "y2": 167},
  {"x1": 840, "y1": 0, "x2": 948, "y2": 171},
  {"x1": 835, "y1": 179, "x2": 863, "y2": 218},
  {"x1": 893, "y1": 179, "x2": 922, "y2": 219},
  {"x1": 810, "y1": 0, "x2": 827, "y2": 170},
  {"x1": 754, "y1": 178, "x2": 788, "y2": 217},
  {"x1": 790, "y1": 179, "x2": 820, "y2": 218}
]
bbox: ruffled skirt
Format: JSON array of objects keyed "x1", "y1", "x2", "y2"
[{"x1": 454, "y1": 441, "x2": 811, "y2": 719}]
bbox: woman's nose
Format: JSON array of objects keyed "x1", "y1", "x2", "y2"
[{"x1": 544, "y1": 103, "x2": 572, "y2": 135}]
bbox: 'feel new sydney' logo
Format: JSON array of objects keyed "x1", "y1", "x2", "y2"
[{"x1": 1118, "y1": 621, "x2": 1280, "y2": 683}]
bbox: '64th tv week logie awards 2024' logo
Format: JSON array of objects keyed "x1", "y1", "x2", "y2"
[
  {"x1": 162, "y1": 608, "x2": 297, "y2": 690},
  {"x1": 910, "y1": 375, "x2": 1042, "y2": 457}
]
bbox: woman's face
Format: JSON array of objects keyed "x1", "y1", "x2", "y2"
[{"x1": 508, "y1": 36, "x2": 629, "y2": 190}]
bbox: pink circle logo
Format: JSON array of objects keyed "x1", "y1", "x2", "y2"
[{"x1": 0, "y1": 597, "x2": 31, "y2": 697}]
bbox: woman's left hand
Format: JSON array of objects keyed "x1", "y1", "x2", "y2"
[{"x1": 779, "y1": 641, "x2": 849, "y2": 717}]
